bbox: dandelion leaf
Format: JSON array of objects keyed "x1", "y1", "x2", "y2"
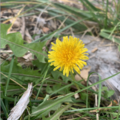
[
  {"x1": 1, "y1": 59, "x2": 40, "y2": 84},
  {"x1": 0, "y1": 24, "x2": 47, "y2": 62}
]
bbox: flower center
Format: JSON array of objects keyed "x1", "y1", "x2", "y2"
[{"x1": 62, "y1": 50, "x2": 75, "y2": 64}]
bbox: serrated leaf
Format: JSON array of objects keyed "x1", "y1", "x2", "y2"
[
  {"x1": 107, "y1": 90, "x2": 115, "y2": 98},
  {"x1": 32, "y1": 60, "x2": 48, "y2": 70},
  {"x1": 1, "y1": 24, "x2": 27, "y2": 56},
  {"x1": 1, "y1": 59, "x2": 41, "y2": 84},
  {"x1": 53, "y1": 84, "x2": 61, "y2": 91},
  {"x1": 25, "y1": 41, "x2": 47, "y2": 63},
  {"x1": 1, "y1": 24, "x2": 47, "y2": 62},
  {"x1": 51, "y1": 70, "x2": 70, "y2": 83},
  {"x1": 101, "y1": 86, "x2": 108, "y2": 91},
  {"x1": 46, "y1": 85, "x2": 53, "y2": 94}
]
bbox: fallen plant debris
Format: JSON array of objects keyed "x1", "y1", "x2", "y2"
[
  {"x1": 1, "y1": 0, "x2": 120, "y2": 120},
  {"x1": 7, "y1": 83, "x2": 33, "y2": 120}
]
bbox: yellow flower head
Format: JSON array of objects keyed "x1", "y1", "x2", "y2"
[{"x1": 48, "y1": 36, "x2": 89, "y2": 77}]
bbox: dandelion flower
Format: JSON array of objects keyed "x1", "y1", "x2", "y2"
[{"x1": 48, "y1": 36, "x2": 89, "y2": 77}]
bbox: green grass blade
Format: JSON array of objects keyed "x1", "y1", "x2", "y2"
[
  {"x1": 53, "y1": 3, "x2": 92, "y2": 19},
  {"x1": 5, "y1": 56, "x2": 14, "y2": 96},
  {"x1": 117, "y1": 103, "x2": 120, "y2": 120},
  {"x1": 54, "y1": 19, "x2": 87, "y2": 36},
  {"x1": 79, "y1": 0, "x2": 100, "y2": 11},
  {"x1": 35, "y1": 65, "x2": 50, "y2": 100},
  {"x1": 98, "y1": 79, "x2": 102, "y2": 110},
  {"x1": 5, "y1": 100, "x2": 9, "y2": 114},
  {"x1": 46, "y1": 104, "x2": 71, "y2": 120},
  {"x1": 32, "y1": 30, "x2": 58, "y2": 43},
  {"x1": 65, "y1": 106, "x2": 119, "y2": 112},
  {"x1": 50, "y1": 83, "x2": 74, "y2": 96},
  {"x1": 32, "y1": 72, "x2": 120, "y2": 119},
  {"x1": 99, "y1": 31, "x2": 120, "y2": 44},
  {"x1": 75, "y1": 72, "x2": 120, "y2": 96},
  {"x1": 86, "y1": 72, "x2": 102, "y2": 109},
  {"x1": 104, "y1": 0, "x2": 109, "y2": 28},
  {"x1": 1, "y1": 96, "x2": 14, "y2": 101},
  {"x1": 0, "y1": 98, "x2": 8, "y2": 118},
  {"x1": 86, "y1": 75, "x2": 89, "y2": 109},
  {"x1": 80, "y1": 0, "x2": 99, "y2": 22},
  {"x1": 33, "y1": 18, "x2": 87, "y2": 44}
]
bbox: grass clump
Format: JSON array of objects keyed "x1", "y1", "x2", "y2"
[{"x1": 0, "y1": 0, "x2": 120, "y2": 120}]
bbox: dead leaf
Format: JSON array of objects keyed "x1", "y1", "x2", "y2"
[
  {"x1": 91, "y1": 48, "x2": 98, "y2": 53},
  {"x1": 3, "y1": 5, "x2": 25, "y2": 34},
  {"x1": 9, "y1": 18, "x2": 21, "y2": 28},
  {"x1": 0, "y1": 50, "x2": 12, "y2": 53},
  {"x1": 25, "y1": 29, "x2": 33, "y2": 43},
  {"x1": 23, "y1": 53, "x2": 33, "y2": 61},
  {"x1": 74, "y1": 93, "x2": 79, "y2": 99},
  {"x1": 20, "y1": 17, "x2": 25, "y2": 39},
  {"x1": 49, "y1": 20, "x2": 57, "y2": 30},
  {"x1": 17, "y1": 57, "x2": 33, "y2": 67},
  {"x1": 75, "y1": 67, "x2": 91, "y2": 81},
  {"x1": 12, "y1": 9, "x2": 20, "y2": 14},
  {"x1": 58, "y1": 0, "x2": 78, "y2": 5},
  {"x1": 113, "y1": 100, "x2": 118, "y2": 105},
  {"x1": 7, "y1": 83, "x2": 33, "y2": 120},
  {"x1": 75, "y1": 74, "x2": 82, "y2": 81},
  {"x1": 5, "y1": 31, "x2": 17, "y2": 34},
  {"x1": 108, "y1": 101, "x2": 112, "y2": 107},
  {"x1": 80, "y1": 67, "x2": 91, "y2": 81},
  {"x1": 42, "y1": 27, "x2": 50, "y2": 33},
  {"x1": 1, "y1": 7, "x2": 8, "y2": 11},
  {"x1": 36, "y1": 17, "x2": 46, "y2": 27}
]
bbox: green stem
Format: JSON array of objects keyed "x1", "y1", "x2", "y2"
[
  {"x1": 35, "y1": 65, "x2": 50, "y2": 100},
  {"x1": 70, "y1": 73, "x2": 80, "y2": 90}
]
